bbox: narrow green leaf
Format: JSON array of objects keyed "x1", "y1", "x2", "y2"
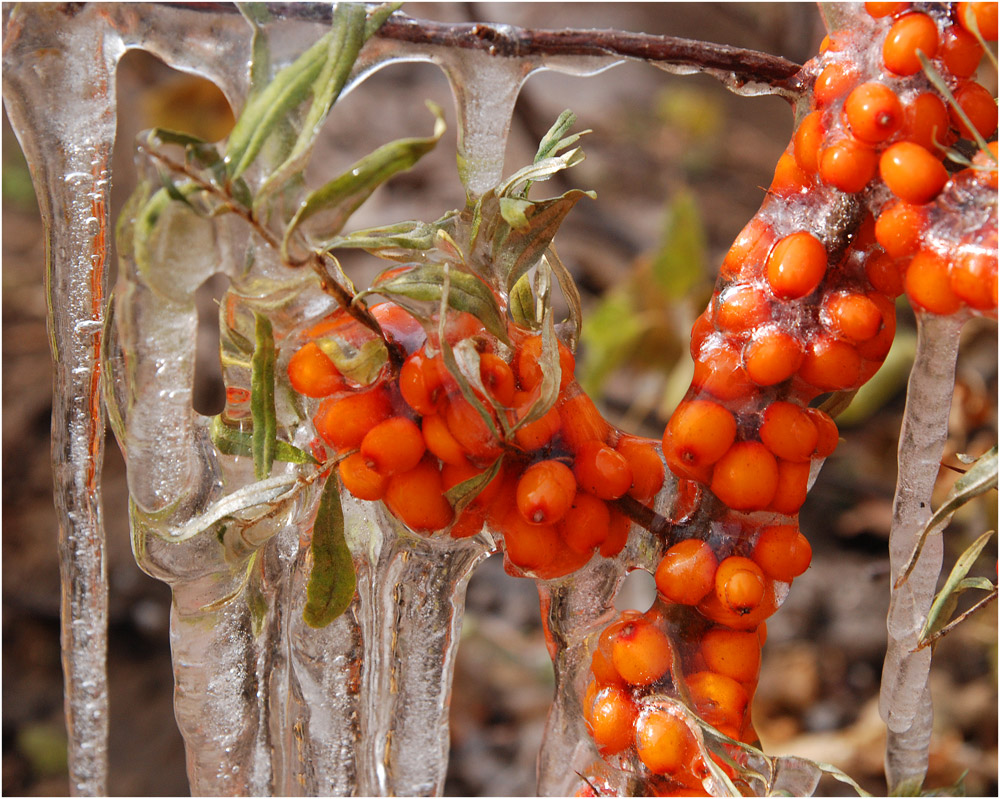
[
  {"x1": 303, "y1": 476, "x2": 356, "y2": 627},
  {"x1": 323, "y1": 215, "x2": 455, "y2": 258},
  {"x1": 364, "y1": 2, "x2": 401, "y2": 38},
  {"x1": 251, "y1": 312, "x2": 277, "y2": 480},
  {"x1": 499, "y1": 196, "x2": 532, "y2": 229},
  {"x1": 509, "y1": 272, "x2": 538, "y2": 329},
  {"x1": 315, "y1": 335, "x2": 388, "y2": 386},
  {"x1": 919, "y1": 52, "x2": 995, "y2": 156},
  {"x1": 444, "y1": 457, "x2": 503, "y2": 514},
  {"x1": 918, "y1": 530, "x2": 996, "y2": 644},
  {"x1": 533, "y1": 110, "x2": 580, "y2": 163},
  {"x1": 496, "y1": 148, "x2": 587, "y2": 199},
  {"x1": 237, "y1": 3, "x2": 273, "y2": 106},
  {"x1": 896, "y1": 447, "x2": 998, "y2": 588},
  {"x1": 917, "y1": 587, "x2": 998, "y2": 651},
  {"x1": 210, "y1": 415, "x2": 316, "y2": 464},
  {"x1": 544, "y1": 245, "x2": 583, "y2": 349},
  {"x1": 508, "y1": 308, "x2": 563, "y2": 434}
]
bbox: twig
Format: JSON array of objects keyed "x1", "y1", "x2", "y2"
[{"x1": 915, "y1": 586, "x2": 998, "y2": 651}]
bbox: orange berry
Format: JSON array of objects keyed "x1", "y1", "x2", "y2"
[
  {"x1": 498, "y1": 504, "x2": 560, "y2": 573},
  {"x1": 700, "y1": 629, "x2": 761, "y2": 683},
  {"x1": 361, "y1": 416, "x2": 426, "y2": 477},
  {"x1": 314, "y1": 385, "x2": 393, "y2": 451},
  {"x1": 690, "y1": 306, "x2": 715, "y2": 355},
  {"x1": 384, "y1": 456, "x2": 455, "y2": 532},
  {"x1": 957, "y1": 1, "x2": 999, "y2": 40},
  {"x1": 559, "y1": 492, "x2": 611, "y2": 553},
  {"x1": 905, "y1": 250, "x2": 964, "y2": 314},
  {"x1": 799, "y1": 335, "x2": 862, "y2": 391},
  {"x1": 586, "y1": 686, "x2": 638, "y2": 755},
  {"x1": 743, "y1": 326, "x2": 804, "y2": 386},
  {"x1": 759, "y1": 401, "x2": 818, "y2": 462},
  {"x1": 591, "y1": 646, "x2": 625, "y2": 687},
  {"x1": 635, "y1": 709, "x2": 693, "y2": 775},
  {"x1": 399, "y1": 349, "x2": 443, "y2": 416},
  {"x1": 287, "y1": 341, "x2": 345, "y2": 398},
  {"x1": 440, "y1": 459, "x2": 502, "y2": 508},
  {"x1": 517, "y1": 459, "x2": 577, "y2": 525},
  {"x1": 715, "y1": 283, "x2": 771, "y2": 332},
  {"x1": 845, "y1": 82, "x2": 904, "y2": 143},
  {"x1": 715, "y1": 556, "x2": 767, "y2": 615},
  {"x1": 478, "y1": 352, "x2": 516, "y2": 406},
  {"x1": 422, "y1": 411, "x2": 469, "y2": 466},
  {"x1": 950, "y1": 82, "x2": 998, "y2": 140},
  {"x1": 902, "y1": 93, "x2": 952, "y2": 153},
  {"x1": 663, "y1": 399, "x2": 737, "y2": 483},
  {"x1": 950, "y1": 248, "x2": 998, "y2": 310},
  {"x1": 820, "y1": 138, "x2": 879, "y2": 193},
  {"x1": 686, "y1": 671, "x2": 750, "y2": 729},
  {"x1": 697, "y1": 579, "x2": 779, "y2": 631},
  {"x1": 805, "y1": 407, "x2": 840, "y2": 458},
  {"x1": 510, "y1": 390, "x2": 562, "y2": 451},
  {"x1": 823, "y1": 290, "x2": 884, "y2": 342},
  {"x1": 793, "y1": 111, "x2": 825, "y2": 173},
  {"x1": 770, "y1": 150, "x2": 812, "y2": 195},
  {"x1": 600, "y1": 508, "x2": 632, "y2": 558},
  {"x1": 691, "y1": 337, "x2": 756, "y2": 401},
  {"x1": 444, "y1": 395, "x2": 503, "y2": 463},
  {"x1": 655, "y1": 539, "x2": 718, "y2": 606},
  {"x1": 615, "y1": 435, "x2": 665, "y2": 503},
  {"x1": 866, "y1": 2, "x2": 910, "y2": 17},
  {"x1": 940, "y1": 24, "x2": 985, "y2": 78},
  {"x1": 558, "y1": 389, "x2": 612, "y2": 452},
  {"x1": 610, "y1": 618, "x2": 674, "y2": 686},
  {"x1": 515, "y1": 334, "x2": 575, "y2": 392},
  {"x1": 338, "y1": 451, "x2": 388, "y2": 501},
  {"x1": 534, "y1": 542, "x2": 595, "y2": 580},
  {"x1": 710, "y1": 442, "x2": 779, "y2": 511},
  {"x1": 856, "y1": 292, "x2": 897, "y2": 361},
  {"x1": 814, "y1": 62, "x2": 858, "y2": 106},
  {"x1": 865, "y1": 252, "x2": 906, "y2": 297},
  {"x1": 721, "y1": 218, "x2": 775, "y2": 279},
  {"x1": 875, "y1": 201, "x2": 928, "y2": 259},
  {"x1": 883, "y1": 13, "x2": 939, "y2": 76},
  {"x1": 752, "y1": 524, "x2": 813, "y2": 582},
  {"x1": 449, "y1": 505, "x2": 486, "y2": 539},
  {"x1": 769, "y1": 459, "x2": 811, "y2": 515},
  {"x1": 766, "y1": 231, "x2": 828, "y2": 299},
  {"x1": 972, "y1": 140, "x2": 999, "y2": 189},
  {"x1": 881, "y1": 141, "x2": 949, "y2": 204},
  {"x1": 574, "y1": 440, "x2": 633, "y2": 500}
]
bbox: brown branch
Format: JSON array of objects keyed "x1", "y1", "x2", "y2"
[{"x1": 615, "y1": 494, "x2": 678, "y2": 543}]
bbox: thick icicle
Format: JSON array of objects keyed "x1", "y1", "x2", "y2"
[
  {"x1": 880, "y1": 312, "x2": 963, "y2": 794},
  {"x1": 1, "y1": 6, "x2": 125, "y2": 794}
]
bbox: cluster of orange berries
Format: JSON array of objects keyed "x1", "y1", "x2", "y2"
[
  {"x1": 287, "y1": 298, "x2": 665, "y2": 579},
  {"x1": 580, "y1": 2, "x2": 996, "y2": 791}
]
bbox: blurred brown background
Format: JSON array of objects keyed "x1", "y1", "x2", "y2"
[{"x1": 3, "y1": 3, "x2": 996, "y2": 796}]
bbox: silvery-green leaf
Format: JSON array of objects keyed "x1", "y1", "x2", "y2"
[
  {"x1": 509, "y1": 272, "x2": 538, "y2": 329},
  {"x1": 918, "y1": 530, "x2": 996, "y2": 645},
  {"x1": 303, "y1": 476, "x2": 356, "y2": 628},
  {"x1": 210, "y1": 414, "x2": 316, "y2": 464},
  {"x1": 316, "y1": 335, "x2": 388, "y2": 386},
  {"x1": 251, "y1": 312, "x2": 277, "y2": 480}
]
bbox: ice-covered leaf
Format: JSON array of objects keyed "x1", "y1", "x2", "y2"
[
  {"x1": 508, "y1": 308, "x2": 563, "y2": 433},
  {"x1": 324, "y1": 218, "x2": 444, "y2": 257},
  {"x1": 210, "y1": 415, "x2": 315, "y2": 464},
  {"x1": 918, "y1": 52, "x2": 994, "y2": 155},
  {"x1": 316, "y1": 335, "x2": 388, "y2": 386},
  {"x1": 544, "y1": 247, "x2": 583, "y2": 348},
  {"x1": 303, "y1": 476, "x2": 356, "y2": 628},
  {"x1": 509, "y1": 272, "x2": 538, "y2": 329},
  {"x1": 444, "y1": 457, "x2": 503, "y2": 513},
  {"x1": 532, "y1": 109, "x2": 586, "y2": 164},
  {"x1": 251, "y1": 312, "x2": 277, "y2": 480},
  {"x1": 918, "y1": 530, "x2": 996, "y2": 645}
]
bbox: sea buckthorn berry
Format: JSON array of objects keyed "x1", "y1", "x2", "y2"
[
  {"x1": 444, "y1": 395, "x2": 503, "y2": 462},
  {"x1": 799, "y1": 335, "x2": 862, "y2": 391},
  {"x1": 845, "y1": 82, "x2": 904, "y2": 143},
  {"x1": 690, "y1": 306, "x2": 715, "y2": 355},
  {"x1": 903, "y1": 93, "x2": 952, "y2": 153},
  {"x1": 517, "y1": 460, "x2": 577, "y2": 526},
  {"x1": 721, "y1": 218, "x2": 775, "y2": 279},
  {"x1": 823, "y1": 291, "x2": 884, "y2": 342},
  {"x1": 560, "y1": 492, "x2": 611, "y2": 553},
  {"x1": 905, "y1": 251, "x2": 964, "y2": 314},
  {"x1": 558, "y1": 390, "x2": 613, "y2": 452},
  {"x1": 338, "y1": 451, "x2": 388, "y2": 501},
  {"x1": 600, "y1": 508, "x2": 631, "y2": 557},
  {"x1": 865, "y1": 252, "x2": 906, "y2": 297},
  {"x1": 515, "y1": 334, "x2": 575, "y2": 392},
  {"x1": 819, "y1": 138, "x2": 878, "y2": 193},
  {"x1": 752, "y1": 524, "x2": 813, "y2": 582},
  {"x1": 422, "y1": 411, "x2": 469, "y2": 466},
  {"x1": 610, "y1": 618, "x2": 674, "y2": 686},
  {"x1": 478, "y1": 353, "x2": 516, "y2": 406},
  {"x1": 288, "y1": 341, "x2": 345, "y2": 398},
  {"x1": 865, "y1": 2, "x2": 910, "y2": 17},
  {"x1": 399, "y1": 350, "x2": 442, "y2": 416},
  {"x1": 698, "y1": 578, "x2": 778, "y2": 631},
  {"x1": 715, "y1": 284, "x2": 771, "y2": 332},
  {"x1": 950, "y1": 249, "x2": 999, "y2": 311},
  {"x1": 957, "y1": 2, "x2": 999, "y2": 40},
  {"x1": 700, "y1": 629, "x2": 762, "y2": 683},
  {"x1": 686, "y1": 671, "x2": 750, "y2": 729},
  {"x1": 875, "y1": 201, "x2": 928, "y2": 259},
  {"x1": 615, "y1": 435, "x2": 665, "y2": 503},
  {"x1": 663, "y1": 400, "x2": 737, "y2": 482},
  {"x1": 449, "y1": 505, "x2": 486, "y2": 539},
  {"x1": 972, "y1": 141, "x2": 999, "y2": 189},
  {"x1": 635, "y1": 709, "x2": 692, "y2": 775},
  {"x1": 950, "y1": 82, "x2": 998, "y2": 140},
  {"x1": 940, "y1": 25, "x2": 985, "y2": 78},
  {"x1": 591, "y1": 646, "x2": 625, "y2": 687},
  {"x1": 512, "y1": 402, "x2": 562, "y2": 451},
  {"x1": 586, "y1": 686, "x2": 638, "y2": 755},
  {"x1": 440, "y1": 459, "x2": 502, "y2": 508},
  {"x1": 766, "y1": 231, "x2": 827, "y2": 299},
  {"x1": 574, "y1": 440, "x2": 633, "y2": 500},
  {"x1": 655, "y1": 538, "x2": 718, "y2": 605},
  {"x1": 384, "y1": 456, "x2": 455, "y2": 532},
  {"x1": 856, "y1": 293, "x2": 897, "y2": 361},
  {"x1": 883, "y1": 13, "x2": 939, "y2": 76},
  {"x1": 715, "y1": 556, "x2": 767, "y2": 615},
  {"x1": 770, "y1": 151, "x2": 812, "y2": 195},
  {"x1": 743, "y1": 327, "x2": 804, "y2": 386},
  {"x1": 692, "y1": 338, "x2": 756, "y2": 402},
  {"x1": 498, "y1": 504, "x2": 560, "y2": 573},
  {"x1": 793, "y1": 111, "x2": 825, "y2": 174},
  {"x1": 805, "y1": 408, "x2": 840, "y2": 458},
  {"x1": 759, "y1": 401, "x2": 819, "y2": 463},
  {"x1": 881, "y1": 141, "x2": 949, "y2": 204},
  {"x1": 710, "y1": 442, "x2": 779, "y2": 511},
  {"x1": 769, "y1": 459, "x2": 811, "y2": 516},
  {"x1": 361, "y1": 416, "x2": 426, "y2": 477},
  {"x1": 314, "y1": 385, "x2": 393, "y2": 451},
  {"x1": 814, "y1": 63, "x2": 858, "y2": 107}
]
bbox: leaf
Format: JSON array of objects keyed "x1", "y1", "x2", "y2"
[
  {"x1": 210, "y1": 414, "x2": 316, "y2": 464},
  {"x1": 323, "y1": 214, "x2": 459, "y2": 259},
  {"x1": 499, "y1": 196, "x2": 532, "y2": 229},
  {"x1": 533, "y1": 109, "x2": 584, "y2": 164},
  {"x1": 283, "y1": 102, "x2": 445, "y2": 254},
  {"x1": 316, "y1": 335, "x2": 388, "y2": 386},
  {"x1": 917, "y1": 586, "x2": 998, "y2": 651},
  {"x1": 251, "y1": 312, "x2": 277, "y2": 480},
  {"x1": 509, "y1": 272, "x2": 538, "y2": 329},
  {"x1": 362, "y1": 263, "x2": 510, "y2": 345},
  {"x1": 303, "y1": 476, "x2": 356, "y2": 627},
  {"x1": 544, "y1": 245, "x2": 583, "y2": 349},
  {"x1": 444, "y1": 457, "x2": 503, "y2": 514},
  {"x1": 896, "y1": 446, "x2": 998, "y2": 588},
  {"x1": 918, "y1": 529, "x2": 996, "y2": 645},
  {"x1": 918, "y1": 52, "x2": 995, "y2": 155}
]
